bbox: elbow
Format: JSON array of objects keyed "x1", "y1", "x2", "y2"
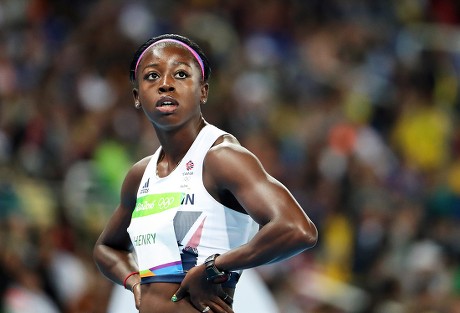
[
  {"x1": 306, "y1": 222, "x2": 319, "y2": 248},
  {"x1": 92, "y1": 242, "x2": 113, "y2": 275},
  {"x1": 93, "y1": 241, "x2": 107, "y2": 269},
  {"x1": 297, "y1": 220, "x2": 318, "y2": 250},
  {"x1": 93, "y1": 242, "x2": 102, "y2": 267}
]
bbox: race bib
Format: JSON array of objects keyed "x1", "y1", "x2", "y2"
[{"x1": 130, "y1": 192, "x2": 184, "y2": 278}]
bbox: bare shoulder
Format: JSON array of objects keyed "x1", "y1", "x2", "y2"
[
  {"x1": 207, "y1": 134, "x2": 260, "y2": 165},
  {"x1": 131, "y1": 155, "x2": 152, "y2": 176},
  {"x1": 120, "y1": 155, "x2": 153, "y2": 208},
  {"x1": 126, "y1": 155, "x2": 152, "y2": 185},
  {"x1": 204, "y1": 134, "x2": 269, "y2": 187}
]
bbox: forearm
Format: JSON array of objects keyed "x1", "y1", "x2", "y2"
[
  {"x1": 93, "y1": 243, "x2": 139, "y2": 287},
  {"x1": 216, "y1": 218, "x2": 317, "y2": 271}
]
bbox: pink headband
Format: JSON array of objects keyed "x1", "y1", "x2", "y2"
[{"x1": 134, "y1": 39, "x2": 205, "y2": 81}]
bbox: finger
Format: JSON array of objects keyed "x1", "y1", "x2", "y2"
[
  {"x1": 208, "y1": 301, "x2": 234, "y2": 313},
  {"x1": 134, "y1": 293, "x2": 141, "y2": 310},
  {"x1": 221, "y1": 293, "x2": 233, "y2": 305},
  {"x1": 133, "y1": 283, "x2": 141, "y2": 309},
  {"x1": 209, "y1": 295, "x2": 235, "y2": 313},
  {"x1": 171, "y1": 286, "x2": 186, "y2": 302}
]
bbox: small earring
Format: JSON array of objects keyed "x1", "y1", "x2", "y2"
[
  {"x1": 201, "y1": 100, "x2": 207, "y2": 105},
  {"x1": 135, "y1": 101, "x2": 141, "y2": 109}
]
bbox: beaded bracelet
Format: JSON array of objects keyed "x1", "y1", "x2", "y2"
[{"x1": 123, "y1": 271, "x2": 139, "y2": 289}]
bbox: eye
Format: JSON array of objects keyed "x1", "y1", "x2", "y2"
[
  {"x1": 175, "y1": 70, "x2": 189, "y2": 79},
  {"x1": 144, "y1": 72, "x2": 159, "y2": 81}
]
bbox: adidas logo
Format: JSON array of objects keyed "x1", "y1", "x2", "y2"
[{"x1": 140, "y1": 178, "x2": 150, "y2": 194}]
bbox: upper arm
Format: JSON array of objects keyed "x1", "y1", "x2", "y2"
[
  {"x1": 95, "y1": 157, "x2": 150, "y2": 251},
  {"x1": 204, "y1": 140, "x2": 310, "y2": 228}
]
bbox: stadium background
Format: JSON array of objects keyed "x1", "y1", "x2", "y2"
[{"x1": 1, "y1": 0, "x2": 460, "y2": 312}]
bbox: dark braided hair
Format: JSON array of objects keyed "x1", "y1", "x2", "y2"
[{"x1": 129, "y1": 34, "x2": 211, "y2": 83}]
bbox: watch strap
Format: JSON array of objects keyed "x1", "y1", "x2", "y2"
[{"x1": 204, "y1": 254, "x2": 230, "y2": 284}]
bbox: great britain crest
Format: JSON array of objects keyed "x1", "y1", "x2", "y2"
[{"x1": 186, "y1": 160, "x2": 194, "y2": 171}]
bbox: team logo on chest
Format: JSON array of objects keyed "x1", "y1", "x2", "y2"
[
  {"x1": 183, "y1": 160, "x2": 195, "y2": 181},
  {"x1": 186, "y1": 160, "x2": 194, "y2": 171}
]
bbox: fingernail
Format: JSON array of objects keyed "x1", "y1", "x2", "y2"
[{"x1": 171, "y1": 294, "x2": 178, "y2": 302}]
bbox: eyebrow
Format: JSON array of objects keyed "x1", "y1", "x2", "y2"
[{"x1": 141, "y1": 61, "x2": 193, "y2": 73}]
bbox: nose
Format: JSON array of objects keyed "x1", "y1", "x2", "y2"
[
  {"x1": 159, "y1": 84, "x2": 175, "y2": 93},
  {"x1": 159, "y1": 76, "x2": 175, "y2": 93}
]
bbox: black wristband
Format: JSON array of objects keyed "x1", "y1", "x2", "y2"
[{"x1": 204, "y1": 254, "x2": 230, "y2": 284}]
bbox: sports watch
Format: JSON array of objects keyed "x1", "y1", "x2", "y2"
[{"x1": 204, "y1": 254, "x2": 230, "y2": 284}]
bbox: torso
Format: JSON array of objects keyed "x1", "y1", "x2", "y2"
[
  {"x1": 138, "y1": 283, "x2": 235, "y2": 313},
  {"x1": 127, "y1": 125, "x2": 258, "y2": 307}
]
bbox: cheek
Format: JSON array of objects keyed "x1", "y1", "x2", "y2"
[{"x1": 138, "y1": 85, "x2": 157, "y2": 101}]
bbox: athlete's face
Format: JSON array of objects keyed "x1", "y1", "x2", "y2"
[{"x1": 133, "y1": 43, "x2": 208, "y2": 129}]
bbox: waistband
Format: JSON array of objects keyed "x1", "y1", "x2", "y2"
[{"x1": 140, "y1": 272, "x2": 240, "y2": 288}]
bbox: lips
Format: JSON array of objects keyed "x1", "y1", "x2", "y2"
[
  {"x1": 156, "y1": 96, "x2": 179, "y2": 114},
  {"x1": 156, "y1": 96, "x2": 178, "y2": 107}
]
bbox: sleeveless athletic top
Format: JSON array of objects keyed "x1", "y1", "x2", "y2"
[{"x1": 127, "y1": 125, "x2": 258, "y2": 287}]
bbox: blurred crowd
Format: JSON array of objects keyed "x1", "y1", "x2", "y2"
[{"x1": 1, "y1": 0, "x2": 460, "y2": 312}]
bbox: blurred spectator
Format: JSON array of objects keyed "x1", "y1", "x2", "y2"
[{"x1": 2, "y1": 0, "x2": 460, "y2": 312}]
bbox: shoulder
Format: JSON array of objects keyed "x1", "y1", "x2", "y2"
[
  {"x1": 120, "y1": 155, "x2": 153, "y2": 208},
  {"x1": 126, "y1": 155, "x2": 152, "y2": 183},
  {"x1": 207, "y1": 133, "x2": 256, "y2": 163},
  {"x1": 204, "y1": 133, "x2": 267, "y2": 186}
]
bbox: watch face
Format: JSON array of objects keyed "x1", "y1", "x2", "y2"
[
  {"x1": 205, "y1": 254, "x2": 218, "y2": 264},
  {"x1": 213, "y1": 273, "x2": 230, "y2": 284},
  {"x1": 206, "y1": 267, "x2": 230, "y2": 284}
]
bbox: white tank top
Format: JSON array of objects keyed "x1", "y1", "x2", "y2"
[{"x1": 127, "y1": 125, "x2": 258, "y2": 286}]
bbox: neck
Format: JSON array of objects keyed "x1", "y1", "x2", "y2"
[
  {"x1": 155, "y1": 117, "x2": 206, "y2": 177},
  {"x1": 158, "y1": 117, "x2": 205, "y2": 153}
]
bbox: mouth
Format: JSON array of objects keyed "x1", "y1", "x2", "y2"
[{"x1": 156, "y1": 96, "x2": 179, "y2": 114}]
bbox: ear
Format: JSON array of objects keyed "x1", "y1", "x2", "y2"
[
  {"x1": 133, "y1": 88, "x2": 141, "y2": 109},
  {"x1": 200, "y1": 83, "x2": 209, "y2": 105}
]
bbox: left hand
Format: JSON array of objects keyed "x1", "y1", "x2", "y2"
[
  {"x1": 171, "y1": 264, "x2": 234, "y2": 313},
  {"x1": 132, "y1": 282, "x2": 141, "y2": 309}
]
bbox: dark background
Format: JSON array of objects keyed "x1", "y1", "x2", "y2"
[{"x1": 1, "y1": 0, "x2": 460, "y2": 312}]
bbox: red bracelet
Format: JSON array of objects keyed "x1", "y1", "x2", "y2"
[{"x1": 123, "y1": 271, "x2": 139, "y2": 289}]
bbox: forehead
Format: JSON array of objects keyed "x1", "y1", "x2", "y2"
[{"x1": 142, "y1": 42, "x2": 195, "y2": 63}]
